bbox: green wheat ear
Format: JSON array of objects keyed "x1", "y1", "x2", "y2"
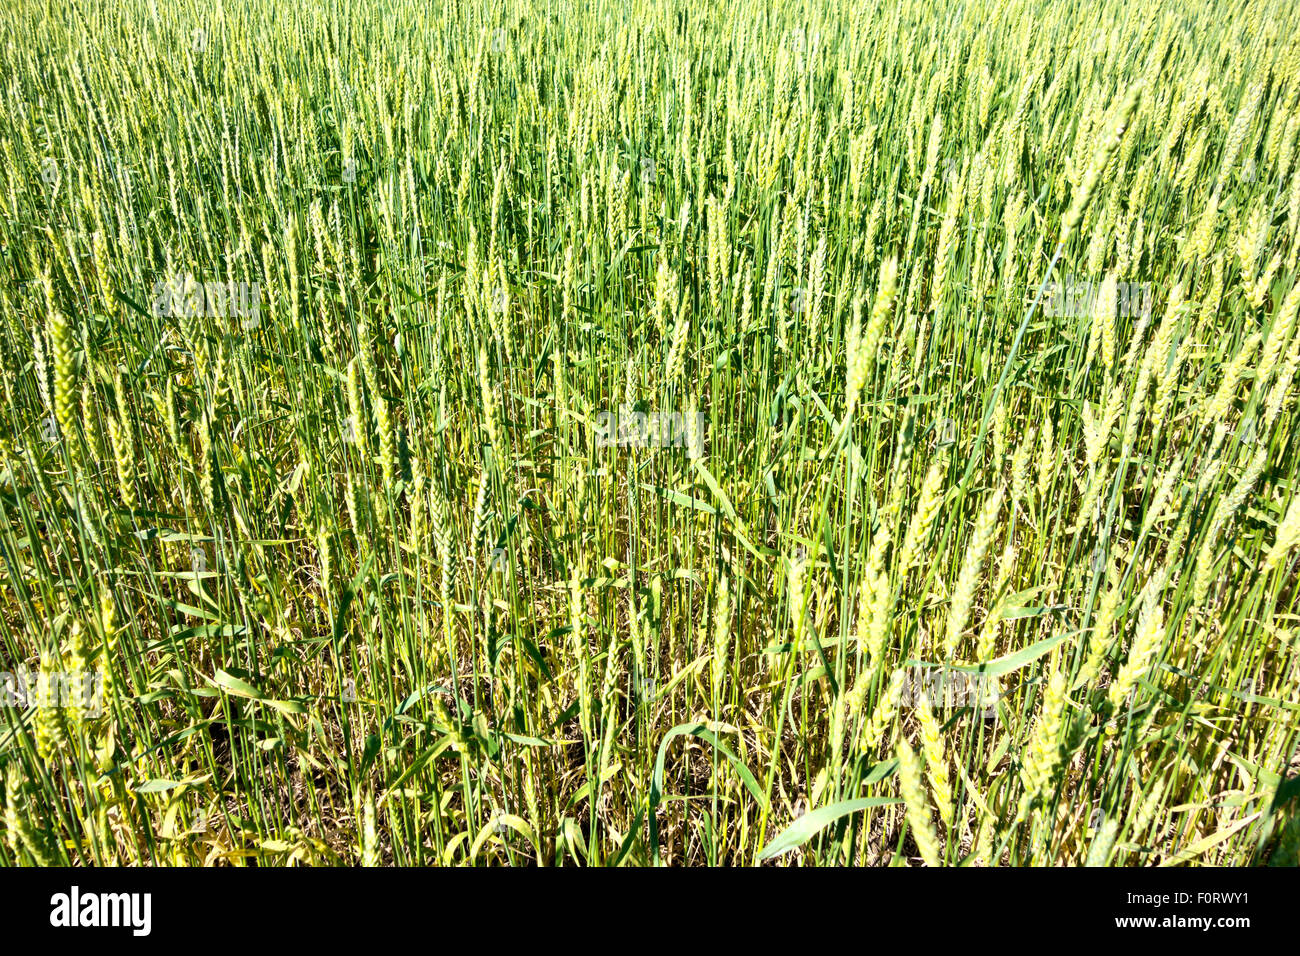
[{"x1": 1063, "y1": 82, "x2": 1142, "y2": 239}]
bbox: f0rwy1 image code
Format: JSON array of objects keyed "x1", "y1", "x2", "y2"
[{"x1": 1126, "y1": 892, "x2": 1249, "y2": 906}]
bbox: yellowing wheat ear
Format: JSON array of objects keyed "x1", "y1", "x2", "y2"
[
  {"x1": 1264, "y1": 494, "x2": 1300, "y2": 571},
  {"x1": 897, "y1": 738, "x2": 941, "y2": 866}
]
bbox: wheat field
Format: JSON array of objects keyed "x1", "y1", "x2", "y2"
[{"x1": 0, "y1": 0, "x2": 1298, "y2": 867}]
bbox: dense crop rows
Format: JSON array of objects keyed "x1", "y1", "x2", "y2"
[{"x1": 0, "y1": 0, "x2": 1298, "y2": 865}]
